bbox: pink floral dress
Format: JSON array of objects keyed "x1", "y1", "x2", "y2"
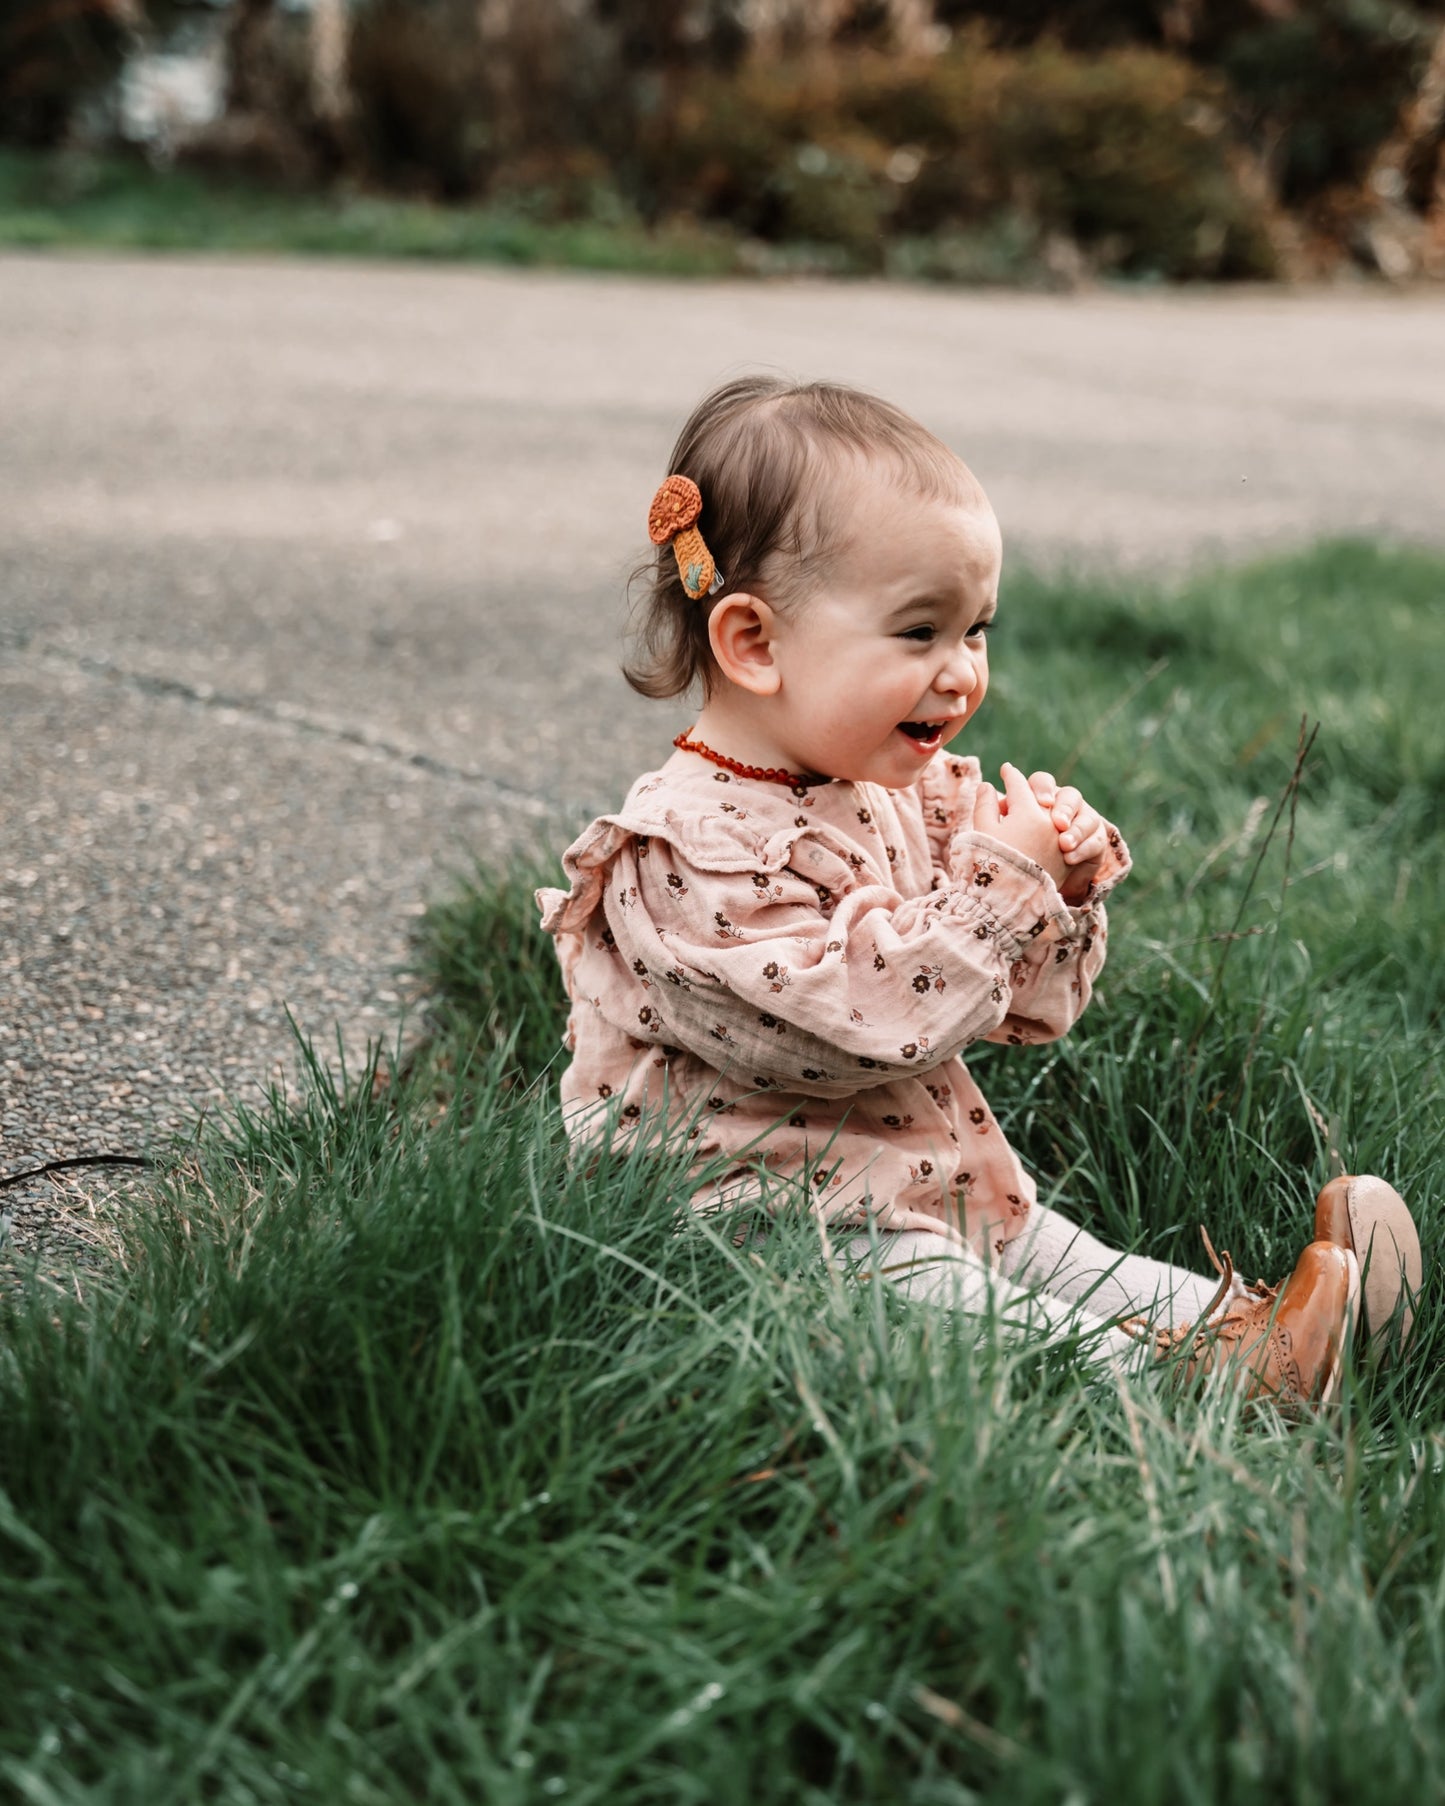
[{"x1": 537, "y1": 750, "x2": 1130, "y2": 1253}]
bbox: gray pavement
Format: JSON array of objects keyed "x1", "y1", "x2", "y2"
[{"x1": 3, "y1": 251, "x2": 1444, "y2": 1285}]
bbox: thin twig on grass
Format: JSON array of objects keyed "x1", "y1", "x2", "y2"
[
  {"x1": 911, "y1": 1682, "x2": 1025, "y2": 1762},
  {"x1": 1057, "y1": 656, "x2": 1171, "y2": 783}
]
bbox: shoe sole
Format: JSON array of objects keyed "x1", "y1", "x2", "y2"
[
  {"x1": 1315, "y1": 1248, "x2": 1361, "y2": 1409},
  {"x1": 1343, "y1": 1175, "x2": 1422, "y2": 1348}
]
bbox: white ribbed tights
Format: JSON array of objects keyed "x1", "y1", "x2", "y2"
[{"x1": 836, "y1": 1201, "x2": 1234, "y2": 1368}]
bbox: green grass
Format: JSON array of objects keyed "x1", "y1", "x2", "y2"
[
  {"x1": 3, "y1": 538, "x2": 1444, "y2": 1800},
  {"x1": 0, "y1": 150, "x2": 1059, "y2": 286},
  {"x1": 0, "y1": 149, "x2": 744, "y2": 275}
]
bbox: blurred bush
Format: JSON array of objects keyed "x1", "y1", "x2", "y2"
[
  {"x1": 950, "y1": 0, "x2": 1441, "y2": 193},
  {"x1": 6, "y1": 0, "x2": 1444, "y2": 283},
  {"x1": 657, "y1": 37, "x2": 1277, "y2": 277},
  {"x1": 346, "y1": 0, "x2": 492, "y2": 198},
  {"x1": 0, "y1": 0, "x2": 136, "y2": 146}
]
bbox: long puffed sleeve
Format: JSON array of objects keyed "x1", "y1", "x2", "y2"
[
  {"x1": 598, "y1": 824, "x2": 1113, "y2": 1098},
  {"x1": 945, "y1": 820, "x2": 1131, "y2": 1047}
]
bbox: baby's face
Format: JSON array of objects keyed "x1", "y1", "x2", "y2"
[{"x1": 765, "y1": 465, "x2": 1002, "y2": 788}]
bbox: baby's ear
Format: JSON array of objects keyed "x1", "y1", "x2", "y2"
[{"x1": 708, "y1": 593, "x2": 780, "y2": 695}]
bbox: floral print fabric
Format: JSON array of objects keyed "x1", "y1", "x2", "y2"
[{"x1": 537, "y1": 751, "x2": 1130, "y2": 1252}]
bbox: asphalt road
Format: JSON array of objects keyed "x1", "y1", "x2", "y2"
[{"x1": 3, "y1": 251, "x2": 1443, "y2": 1280}]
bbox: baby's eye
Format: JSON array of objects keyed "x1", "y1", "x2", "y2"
[
  {"x1": 898, "y1": 625, "x2": 935, "y2": 643},
  {"x1": 966, "y1": 620, "x2": 997, "y2": 640}
]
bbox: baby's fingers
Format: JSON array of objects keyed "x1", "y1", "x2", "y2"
[
  {"x1": 1064, "y1": 821, "x2": 1109, "y2": 865},
  {"x1": 1057, "y1": 798, "x2": 1098, "y2": 851},
  {"x1": 1027, "y1": 769, "x2": 1059, "y2": 809},
  {"x1": 1050, "y1": 784, "x2": 1084, "y2": 832},
  {"x1": 1000, "y1": 762, "x2": 1047, "y2": 817},
  {"x1": 972, "y1": 782, "x2": 1002, "y2": 832}
]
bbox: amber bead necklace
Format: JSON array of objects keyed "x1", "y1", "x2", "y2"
[{"x1": 673, "y1": 730, "x2": 832, "y2": 798}]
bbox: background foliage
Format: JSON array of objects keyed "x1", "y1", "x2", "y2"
[{"x1": 4, "y1": 0, "x2": 1445, "y2": 281}]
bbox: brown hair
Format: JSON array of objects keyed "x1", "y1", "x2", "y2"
[{"x1": 623, "y1": 374, "x2": 980, "y2": 701}]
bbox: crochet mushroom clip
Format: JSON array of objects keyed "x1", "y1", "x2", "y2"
[{"x1": 649, "y1": 474, "x2": 720, "y2": 600}]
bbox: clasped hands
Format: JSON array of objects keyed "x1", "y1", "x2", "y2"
[{"x1": 971, "y1": 763, "x2": 1109, "y2": 906}]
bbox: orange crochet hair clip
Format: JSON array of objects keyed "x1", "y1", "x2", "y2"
[{"x1": 648, "y1": 474, "x2": 720, "y2": 600}]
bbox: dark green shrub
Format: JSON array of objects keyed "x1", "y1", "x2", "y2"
[
  {"x1": 940, "y1": 0, "x2": 1445, "y2": 208},
  {"x1": 0, "y1": 0, "x2": 133, "y2": 147},
  {"x1": 652, "y1": 65, "x2": 886, "y2": 260},
  {"x1": 1214, "y1": 7, "x2": 1429, "y2": 203},
  {"x1": 346, "y1": 0, "x2": 657, "y2": 207},
  {"x1": 346, "y1": 0, "x2": 493, "y2": 199},
  {"x1": 847, "y1": 38, "x2": 1280, "y2": 277},
  {"x1": 659, "y1": 38, "x2": 1276, "y2": 278},
  {"x1": 988, "y1": 42, "x2": 1277, "y2": 277}
]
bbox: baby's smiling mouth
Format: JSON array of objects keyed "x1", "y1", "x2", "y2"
[{"x1": 898, "y1": 719, "x2": 950, "y2": 743}]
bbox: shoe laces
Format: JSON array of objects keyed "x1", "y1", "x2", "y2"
[{"x1": 1118, "y1": 1226, "x2": 1279, "y2": 1360}]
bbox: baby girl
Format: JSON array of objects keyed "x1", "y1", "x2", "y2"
[{"x1": 538, "y1": 375, "x2": 1419, "y2": 1403}]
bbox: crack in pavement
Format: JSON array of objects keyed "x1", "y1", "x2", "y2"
[
  {"x1": 4, "y1": 630, "x2": 558, "y2": 820},
  {"x1": 4, "y1": 619, "x2": 568, "y2": 1285}
]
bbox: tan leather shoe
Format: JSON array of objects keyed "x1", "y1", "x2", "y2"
[
  {"x1": 1313, "y1": 1174, "x2": 1420, "y2": 1349},
  {"x1": 1127, "y1": 1230, "x2": 1361, "y2": 1412}
]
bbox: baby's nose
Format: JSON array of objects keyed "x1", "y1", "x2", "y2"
[{"x1": 940, "y1": 649, "x2": 979, "y2": 693}]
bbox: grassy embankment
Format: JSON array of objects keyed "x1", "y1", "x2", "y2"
[
  {"x1": 0, "y1": 149, "x2": 743, "y2": 275},
  {"x1": 2, "y1": 540, "x2": 1443, "y2": 1802}
]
